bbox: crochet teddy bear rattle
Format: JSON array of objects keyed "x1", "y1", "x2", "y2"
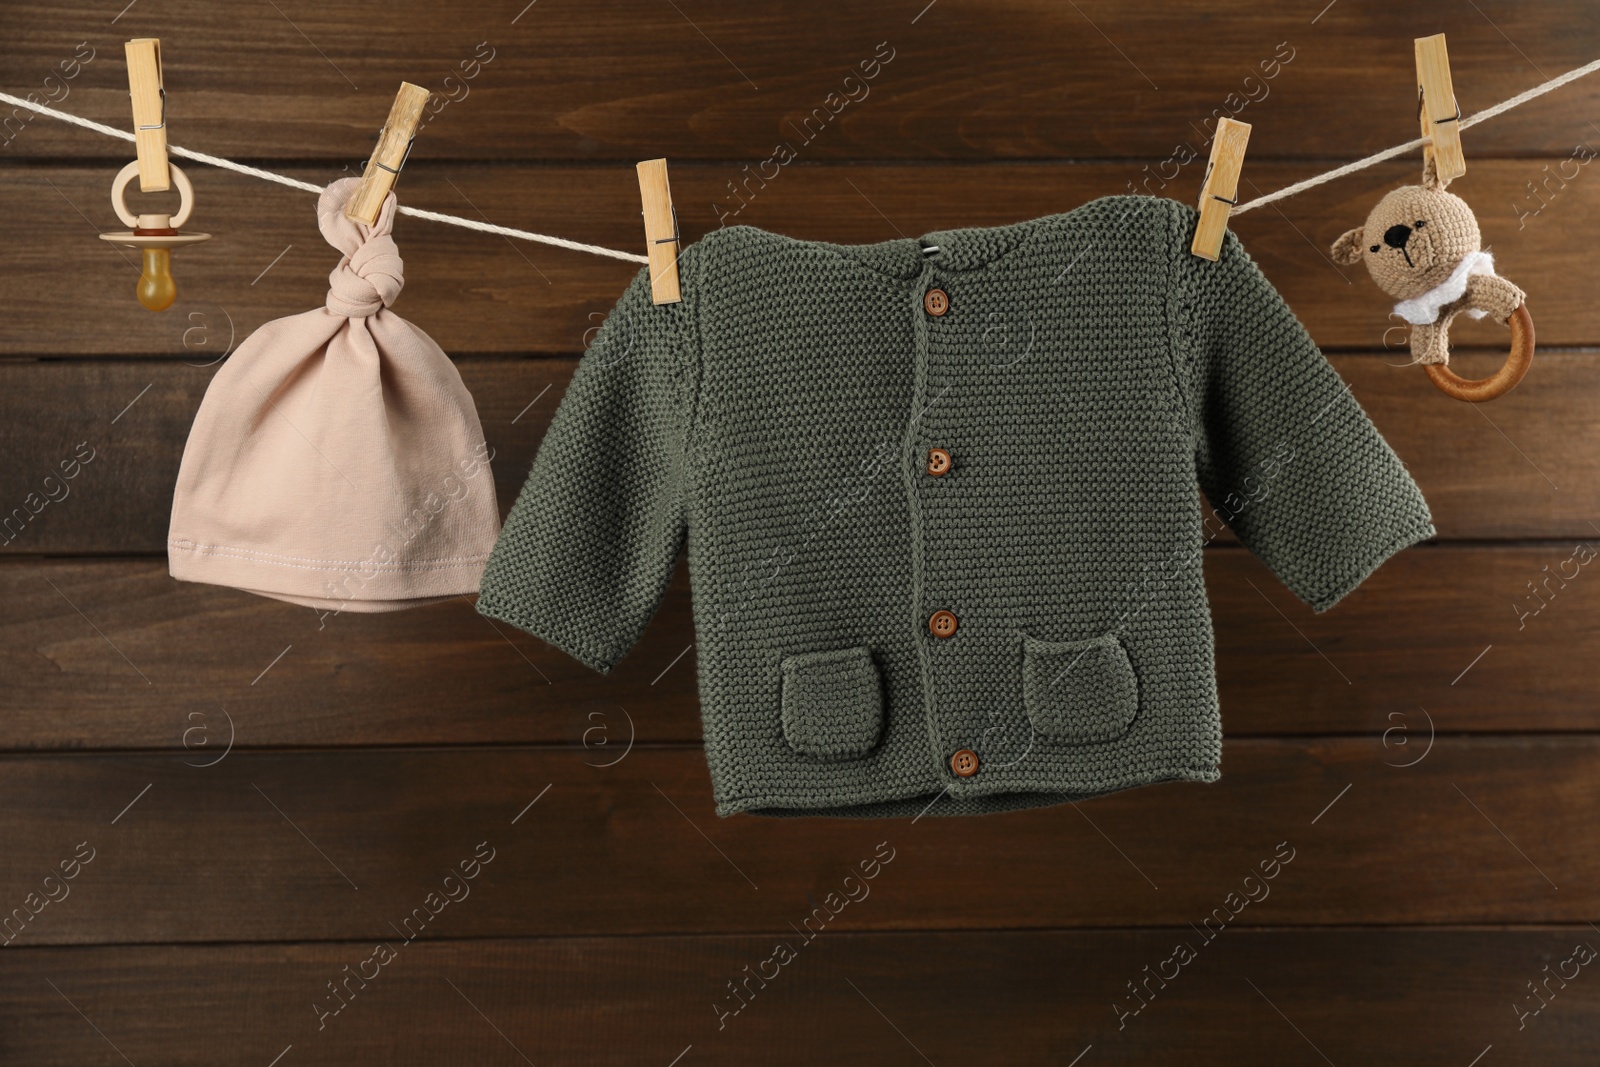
[{"x1": 1331, "y1": 157, "x2": 1534, "y2": 402}]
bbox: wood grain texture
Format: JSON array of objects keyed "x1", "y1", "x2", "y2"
[
  {"x1": 5, "y1": 160, "x2": 1598, "y2": 355},
  {"x1": 0, "y1": 543, "x2": 1594, "y2": 751},
  {"x1": 3, "y1": 0, "x2": 1597, "y2": 162},
  {"x1": 1, "y1": 349, "x2": 1594, "y2": 555},
  {"x1": 1, "y1": 930, "x2": 1595, "y2": 1065},
  {"x1": 343, "y1": 81, "x2": 431, "y2": 226},
  {"x1": 0, "y1": 558, "x2": 697, "y2": 751},
  {"x1": 4, "y1": 1, "x2": 1599, "y2": 1057},
  {"x1": 0, "y1": 737, "x2": 1594, "y2": 945},
  {"x1": 0, "y1": 358, "x2": 563, "y2": 553}
]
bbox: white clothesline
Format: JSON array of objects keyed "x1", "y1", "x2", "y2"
[
  {"x1": 3, "y1": 54, "x2": 1598, "y2": 255},
  {"x1": 0, "y1": 88, "x2": 648, "y2": 264},
  {"x1": 1231, "y1": 55, "x2": 1600, "y2": 215}
]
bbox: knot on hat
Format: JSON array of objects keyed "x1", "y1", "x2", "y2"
[
  {"x1": 326, "y1": 236, "x2": 405, "y2": 317},
  {"x1": 316, "y1": 176, "x2": 405, "y2": 318}
]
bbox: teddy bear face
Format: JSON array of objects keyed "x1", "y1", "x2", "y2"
[{"x1": 1332, "y1": 185, "x2": 1481, "y2": 300}]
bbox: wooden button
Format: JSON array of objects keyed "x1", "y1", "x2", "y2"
[
  {"x1": 950, "y1": 749, "x2": 979, "y2": 777},
  {"x1": 924, "y1": 288, "x2": 949, "y2": 316},
  {"x1": 928, "y1": 610, "x2": 958, "y2": 638},
  {"x1": 926, "y1": 448, "x2": 951, "y2": 476}
]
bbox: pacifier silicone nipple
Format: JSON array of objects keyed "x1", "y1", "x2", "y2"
[
  {"x1": 100, "y1": 160, "x2": 211, "y2": 311},
  {"x1": 138, "y1": 247, "x2": 177, "y2": 311}
]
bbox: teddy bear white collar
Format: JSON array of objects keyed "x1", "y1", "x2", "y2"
[{"x1": 1392, "y1": 249, "x2": 1496, "y2": 325}]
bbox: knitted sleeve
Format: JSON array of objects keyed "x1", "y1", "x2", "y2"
[
  {"x1": 1172, "y1": 213, "x2": 1435, "y2": 613},
  {"x1": 475, "y1": 263, "x2": 697, "y2": 672}
]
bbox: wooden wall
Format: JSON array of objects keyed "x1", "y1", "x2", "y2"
[{"x1": 3, "y1": 1, "x2": 1599, "y2": 1063}]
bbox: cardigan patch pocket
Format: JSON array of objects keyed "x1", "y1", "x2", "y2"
[
  {"x1": 1022, "y1": 633, "x2": 1139, "y2": 743},
  {"x1": 780, "y1": 645, "x2": 885, "y2": 761}
]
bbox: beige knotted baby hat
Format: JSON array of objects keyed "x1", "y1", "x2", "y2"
[{"x1": 168, "y1": 177, "x2": 500, "y2": 613}]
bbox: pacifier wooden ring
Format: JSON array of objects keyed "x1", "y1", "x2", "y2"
[
  {"x1": 110, "y1": 159, "x2": 196, "y2": 228},
  {"x1": 1424, "y1": 303, "x2": 1535, "y2": 403}
]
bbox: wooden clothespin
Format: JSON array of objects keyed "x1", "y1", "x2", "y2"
[
  {"x1": 345, "y1": 82, "x2": 431, "y2": 226},
  {"x1": 636, "y1": 158, "x2": 682, "y2": 304},
  {"x1": 124, "y1": 38, "x2": 169, "y2": 192},
  {"x1": 105, "y1": 38, "x2": 209, "y2": 311},
  {"x1": 1191, "y1": 117, "x2": 1252, "y2": 260},
  {"x1": 1415, "y1": 34, "x2": 1466, "y2": 184}
]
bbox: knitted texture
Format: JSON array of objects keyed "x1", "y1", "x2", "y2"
[
  {"x1": 1339, "y1": 184, "x2": 1482, "y2": 299},
  {"x1": 477, "y1": 195, "x2": 1436, "y2": 818},
  {"x1": 1330, "y1": 179, "x2": 1526, "y2": 365},
  {"x1": 781, "y1": 646, "x2": 885, "y2": 759},
  {"x1": 1021, "y1": 634, "x2": 1138, "y2": 743}
]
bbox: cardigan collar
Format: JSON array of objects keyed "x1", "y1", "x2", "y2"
[{"x1": 795, "y1": 213, "x2": 1049, "y2": 278}]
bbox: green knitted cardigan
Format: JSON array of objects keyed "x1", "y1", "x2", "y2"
[{"x1": 477, "y1": 195, "x2": 1434, "y2": 818}]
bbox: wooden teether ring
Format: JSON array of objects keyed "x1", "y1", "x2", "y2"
[
  {"x1": 1424, "y1": 304, "x2": 1535, "y2": 403},
  {"x1": 110, "y1": 159, "x2": 196, "y2": 228}
]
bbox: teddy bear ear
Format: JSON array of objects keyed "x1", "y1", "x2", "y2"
[{"x1": 1330, "y1": 227, "x2": 1366, "y2": 265}]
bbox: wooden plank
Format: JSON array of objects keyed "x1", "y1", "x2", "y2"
[
  {"x1": 3, "y1": 349, "x2": 1599, "y2": 553},
  {"x1": 4, "y1": 160, "x2": 1599, "y2": 355},
  {"x1": 0, "y1": 558, "x2": 699, "y2": 750},
  {"x1": 2, "y1": 12, "x2": 1589, "y2": 1060},
  {"x1": 0, "y1": 738, "x2": 1596, "y2": 944},
  {"x1": 1340, "y1": 350, "x2": 1591, "y2": 540},
  {"x1": 0, "y1": 544, "x2": 1596, "y2": 751},
  {"x1": 6, "y1": 165, "x2": 636, "y2": 358},
  {"x1": 1210, "y1": 543, "x2": 1600, "y2": 735},
  {"x1": 3, "y1": 1, "x2": 1597, "y2": 162},
  {"x1": 0, "y1": 359, "x2": 563, "y2": 555},
  {"x1": 1, "y1": 929, "x2": 1596, "y2": 1064}
]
